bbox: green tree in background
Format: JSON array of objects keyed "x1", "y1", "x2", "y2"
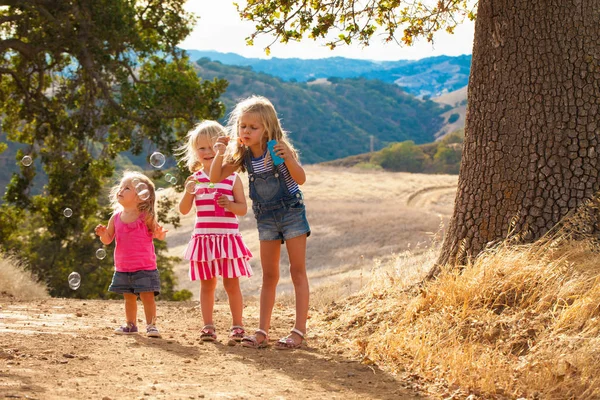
[
  {"x1": 0, "y1": 1, "x2": 227, "y2": 298},
  {"x1": 371, "y1": 141, "x2": 426, "y2": 173}
]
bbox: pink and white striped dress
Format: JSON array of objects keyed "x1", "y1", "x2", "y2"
[{"x1": 183, "y1": 170, "x2": 253, "y2": 281}]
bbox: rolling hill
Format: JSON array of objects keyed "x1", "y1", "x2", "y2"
[
  {"x1": 194, "y1": 58, "x2": 450, "y2": 164},
  {"x1": 186, "y1": 50, "x2": 471, "y2": 98}
]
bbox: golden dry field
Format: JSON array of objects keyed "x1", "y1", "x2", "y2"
[{"x1": 163, "y1": 165, "x2": 458, "y2": 301}]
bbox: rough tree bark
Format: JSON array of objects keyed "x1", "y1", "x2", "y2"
[{"x1": 434, "y1": 0, "x2": 600, "y2": 273}]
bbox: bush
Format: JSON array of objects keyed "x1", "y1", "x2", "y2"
[{"x1": 447, "y1": 113, "x2": 460, "y2": 124}]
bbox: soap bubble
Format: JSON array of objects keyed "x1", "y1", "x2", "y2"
[
  {"x1": 63, "y1": 208, "x2": 73, "y2": 218},
  {"x1": 21, "y1": 155, "x2": 33, "y2": 167},
  {"x1": 135, "y1": 182, "x2": 147, "y2": 193},
  {"x1": 169, "y1": 176, "x2": 177, "y2": 185},
  {"x1": 164, "y1": 173, "x2": 173, "y2": 183},
  {"x1": 68, "y1": 272, "x2": 81, "y2": 290},
  {"x1": 138, "y1": 189, "x2": 150, "y2": 201},
  {"x1": 132, "y1": 178, "x2": 140, "y2": 186},
  {"x1": 95, "y1": 248, "x2": 106, "y2": 260},
  {"x1": 149, "y1": 152, "x2": 166, "y2": 168},
  {"x1": 185, "y1": 181, "x2": 197, "y2": 194}
]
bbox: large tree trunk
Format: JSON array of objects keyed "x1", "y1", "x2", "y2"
[{"x1": 435, "y1": 0, "x2": 600, "y2": 271}]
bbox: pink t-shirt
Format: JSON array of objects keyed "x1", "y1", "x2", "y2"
[{"x1": 113, "y1": 212, "x2": 156, "y2": 272}]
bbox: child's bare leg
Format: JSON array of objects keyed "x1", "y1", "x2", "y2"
[
  {"x1": 200, "y1": 277, "x2": 218, "y2": 326},
  {"x1": 223, "y1": 277, "x2": 243, "y2": 327},
  {"x1": 123, "y1": 293, "x2": 138, "y2": 325},
  {"x1": 258, "y1": 240, "x2": 281, "y2": 338},
  {"x1": 286, "y1": 234, "x2": 309, "y2": 342},
  {"x1": 139, "y1": 292, "x2": 157, "y2": 325}
]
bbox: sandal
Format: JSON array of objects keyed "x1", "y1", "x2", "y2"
[
  {"x1": 200, "y1": 324, "x2": 217, "y2": 342},
  {"x1": 228, "y1": 325, "x2": 246, "y2": 343},
  {"x1": 241, "y1": 329, "x2": 269, "y2": 349},
  {"x1": 275, "y1": 328, "x2": 306, "y2": 350}
]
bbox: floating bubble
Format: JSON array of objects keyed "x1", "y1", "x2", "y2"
[
  {"x1": 138, "y1": 189, "x2": 150, "y2": 201},
  {"x1": 68, "y1": 272, "x2": 81, "y2": 290},
  {"x1": 21, "y1": 155, "x2": 33, "y2": 167},
  {"x1": 169, "y1": 176, "x2": 177, "y2": 185},
  {"x1": 135, "y1": 182, "x2": 148, "y2": 194},
  {"x1": 149, "y1": 152, "x2": 166, "y2": 168},
  {"x1": 185, "y1": 181, "x2": 197, "y2": 194},
  {"x1": 63, "y1": 208, "x2": 73, "y2": 218},
  {"x1": 96, "y1": 248, "x2": 107, "y2": 260},
  {"x1": 164, "y1": 173, "x2": 173, "y2": 183},
  {"x1": 132, "y1": 178, "x2": 140, "y2": 186}
]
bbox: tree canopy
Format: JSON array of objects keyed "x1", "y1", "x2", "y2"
[
  {"x1": 237, "y1": 0, "x2": 477, "y2": 54},
  {"x1": 0, "y1": 1, "x2": 227, "y2": 297}
]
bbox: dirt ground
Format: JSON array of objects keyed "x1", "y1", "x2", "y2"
[
  {"x1": 0, "y1": 296, "x2": 426, "y2": 400},
  {"x1": 1, "y1": 168, "x2": 458, "y2": 399}
]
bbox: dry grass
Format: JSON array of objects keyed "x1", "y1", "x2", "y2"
[
  {"x1": 0, "y1": 253, "x2": 49, "y2": 299},
  {"x1": 312, "y1": 204, "x2": 600, "y2": 399}
]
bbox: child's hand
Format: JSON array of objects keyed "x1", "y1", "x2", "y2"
[
  {"x1": 153, "y1": 224, "x2": 168, "y2": 240},
  {"x1": 273, "y1": 141, "x2": 292, "y2": 162},
  {"x1": 213, "y1": 136, "x2": 230, "y2": 153},
  {"x1": 95, "y1": 224, "x2": 107, "y2": 237},
  {"x1": 215, "y1": 193, "x2": 232, "y2": 209}
]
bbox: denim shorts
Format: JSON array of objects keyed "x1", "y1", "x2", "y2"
[
  {"x1": 253, "y1": 199, "x2": 311, "y2": 243},
  {"x1": 109, "y1": 269, "x2": 161, "y2": 296}
]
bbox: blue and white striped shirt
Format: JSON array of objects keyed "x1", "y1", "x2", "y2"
[{"x1": 249, "y1": 151, "x2": 300, "y2": 195}]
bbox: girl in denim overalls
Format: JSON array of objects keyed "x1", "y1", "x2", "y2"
[{"x1": 210, "y1": 96, "x2": 311, "y2": 350}]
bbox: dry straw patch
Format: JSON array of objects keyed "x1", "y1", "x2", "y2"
[
  {"x1": 313, "y1": 202, "x2": 600, "y2": 399},
  {"x1": 0, "y1": 253, "x2": 49, "y2": 299}
]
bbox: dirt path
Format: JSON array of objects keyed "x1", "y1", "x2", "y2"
[
  {"x1": 406, "y1": 185, "x2": 457, "y2": 210},
  {"x1": 0, "y1": 297, "x2": 423, "y2": 400}
]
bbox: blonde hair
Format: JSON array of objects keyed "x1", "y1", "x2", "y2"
[
  {"x1": 109, "y1": 171, "x2": 158, "y2": 231},
  {"x1": 226, "y1": 95, "x2": 298, "y2": 172},
  {"x1": 177, "y1": 120, "x2": 228, "y2": 172}
]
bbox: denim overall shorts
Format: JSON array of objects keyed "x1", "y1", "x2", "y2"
[{"x1": 246, "y1": 152, "x2": 310, "y2": 243}]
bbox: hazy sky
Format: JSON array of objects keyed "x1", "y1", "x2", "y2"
[{"x1": 179, "y1": 1, "x2": 475, "y2": 61}]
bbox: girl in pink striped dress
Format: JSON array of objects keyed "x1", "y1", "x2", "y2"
[{"x1": 177, "y1": 120, "x2": 253, "y2": 344}]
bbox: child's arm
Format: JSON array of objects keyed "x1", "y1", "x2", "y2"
[
  {"x1": 216, "y1": 176, "x2": 247, "y2": 216},
  {"x1": 95, "y1": 214, "x2": 116, "y2": 245},
  {"x1": 274, "y1": 142, "x2": 306, "y2": 185},
  {"x1": 178, "y1": 175, "x2": 196, "y2": 215},
  {"x1": 210, "y1": 138, "x2": 238, "y2": 183}
]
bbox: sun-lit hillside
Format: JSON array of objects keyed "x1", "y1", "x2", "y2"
[{"x1": 433, "y1": 86, "x2": 467, "y2": 140}]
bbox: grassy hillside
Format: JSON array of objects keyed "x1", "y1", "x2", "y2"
[
  {"x1": 323, "y1": 130, "x2": 464, "y2": 175},
  {"x1": 195, "y1": 58, "x2": 449, "y2": 164},
  {"x1": 433, "y1": 86, "x2": 468, "y2": 140}
]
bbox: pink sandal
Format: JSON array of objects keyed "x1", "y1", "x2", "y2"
[
  {"x1": 227, "y1": 325, "x2": 246, "y2": 345},
  {"x1": 275, "y1": 328, "x2": 306, "y2": 350},
  {"x1": 200, "y1": 324, "x2": 217, "y2": 342},
  {"x1": 241, "y1": 329, "x2": 269, "y2": 349}
]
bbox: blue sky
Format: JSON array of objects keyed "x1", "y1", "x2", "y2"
[{"x1": 179, "y1": 1, "x2": 475, "y2": 61}]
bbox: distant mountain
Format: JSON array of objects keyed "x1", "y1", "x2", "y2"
[
  {"x1": 185, "y1": 50, "x2": 471, "y2": 97},
  {"x1": 194, "y1": 58, "x2": 450, "y2": 164}
]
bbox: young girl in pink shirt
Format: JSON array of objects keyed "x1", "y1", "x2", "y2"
[
  {"x1": 95, "y1": 171, "x2": 167, "y2": 338},
  {"x1": 178, "y1": 120, "x2": 252, "y2": 344}
]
